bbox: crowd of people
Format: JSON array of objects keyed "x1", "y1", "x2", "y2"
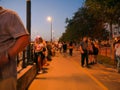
[
  {"x1": 32, "y1": 36, "x2": 120, "y2": 77},
  {"x1": 79, "y1": 37, "x2": 99, "y2": 68},
  {"x1": 33, "y1": 36, "x2": 76, "y2": 74},
  {"x1": 33, "y1": 36, "x2": 100, "y2": 74}
]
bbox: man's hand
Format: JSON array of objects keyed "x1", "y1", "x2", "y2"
[{"x1": 79, "y1": 46, "x2": 84, "y2": 54}]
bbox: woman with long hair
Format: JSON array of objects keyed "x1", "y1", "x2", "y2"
[{"x1": 34, "y1": 36, "x2": 44, "y2": 74}]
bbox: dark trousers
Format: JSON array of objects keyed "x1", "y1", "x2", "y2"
[
  {"x1": 69, "y1": 49, "x2": 73, "y2": 56},
  {"x1": 81, "y1": 53, "x2": 88, "y2": 66},
  {"x1": 34, "y1": 52, "x2": 45, "y2": 72}
]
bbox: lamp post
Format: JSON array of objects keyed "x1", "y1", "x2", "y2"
[{"x1": 47, "y1": 16, "x2": 52, "y2": 42}]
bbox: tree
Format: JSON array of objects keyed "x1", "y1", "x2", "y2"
[
  {"x1": 85, "y1": 0, "x2": 120, "y2": 40},
  {"x1": 85, "y1": 0, "x2": 120, "y2": 59},
  {"x1": 60, "y1": 6, "x2": 109, "y2": 42}
]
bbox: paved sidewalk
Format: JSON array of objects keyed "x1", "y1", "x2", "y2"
[
  {"x1": 70, "y1": 51, "x2": 120, "y2": 90},
  {"x1": 28, "y1": 52, "x2": 107, "y2": 90}
]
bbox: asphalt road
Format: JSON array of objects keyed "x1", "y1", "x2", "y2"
[{"x1": 28, "y1": 51, "x2": 120, "y2": 90}]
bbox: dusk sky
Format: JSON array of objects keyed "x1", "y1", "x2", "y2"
[{"x1": 0, "y1": 0, "x2": 84, "y2": 41}]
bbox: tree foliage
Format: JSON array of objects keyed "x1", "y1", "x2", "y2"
[
  {"x1": 60, "y1": 7, "x2": 109, "y2": 42},
  {"x1": 85, "y1": 0, "x2": 120, "y2": 38},
  {"x1": 60, "y1": 0, "x2": 120, "y2": 42}
]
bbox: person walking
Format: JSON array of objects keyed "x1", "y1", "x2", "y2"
[
  {"x1": 58, "y1": 42, "x2": 63, "y2": 53},
  {"x1": 79, "y1": 37, "x2": 89, "y2": 67},
  {"x1": 63, "y1": 42, "x2": 67, "y2": 53},
  {"x1": 68, "y1": 41, "x2": 74, "y2": 56},
  {"x1": 62, "y1": 42, "x2": 67, "y2": 56},
  {"x1": 0, "y1": 6, "x2": 29, "y2": 90}
]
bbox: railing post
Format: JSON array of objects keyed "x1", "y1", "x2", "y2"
[
  {"x1": 22, "y1": 50, "x2": 26, "y2": 68},
  {"x1": 17, "y1": 54, "x2": 19, "y2": 66},
  {"x1": 26, "y1": 0, "x2": 33, "y2": 64}
]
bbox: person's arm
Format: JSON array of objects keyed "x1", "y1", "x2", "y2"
[
  {"x1": 0, "y1": 35, "x2": 29, "y2": 67},
  {"x1": 79, "y1": 45, "x2": 84, "y2": 54},
  {"x1": 8, "y1": 35, "x2": 30, "y2": 59}
]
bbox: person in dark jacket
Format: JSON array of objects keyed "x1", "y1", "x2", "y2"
[
  {"x1": 79, "y1": 37, "x2": 89, "y2": 67},
  {"x1": 69, "y1": 41, "x2": 74, "y2": 56},
  {"x1": 63, "y1": 42, "x2": 67, "y2": 53}
]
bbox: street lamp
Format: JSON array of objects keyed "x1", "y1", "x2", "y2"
[{"x1": 47, "y1": 16, "x2": 53, "y2": 42}]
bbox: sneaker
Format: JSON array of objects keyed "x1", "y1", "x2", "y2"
[
  {"x1": 38, "y1": 70, "x2": 43, "y2": 74},
  {"x1": 81, "y1": 65, "x2": 84, "y2": 68},
  {"x1": 44, "y1": 63, "x2": 49, "y2": 66}
]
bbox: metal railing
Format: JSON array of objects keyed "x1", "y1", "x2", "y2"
[
  {"x1": 17, "y1": 43, "x2": 34, "y2": 73},
  {"x1": 99, "y1": 46, "x2": 114, "y2": 59}
]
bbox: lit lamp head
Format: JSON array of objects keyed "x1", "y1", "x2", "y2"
[{"x1": 47, "y1": 16, "x2": 52, "y2": 22}]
